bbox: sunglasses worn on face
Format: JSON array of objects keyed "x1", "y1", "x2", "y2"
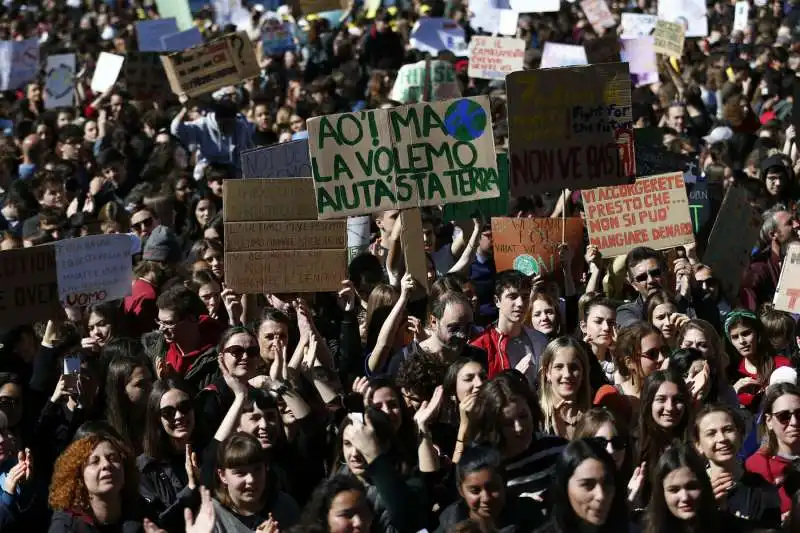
[
  {"x1": 771, "y1": 408, "x2": 800, "y2": 425},
  {"x1": 634, "y1": 268, "x2": 662, "y2": 283},
  {"x1": 641, "y1": 346, "x2": 669, "y2": 361},
  {"x1": 224, "y1": 345, "x2": 260, "y2": 359},
  {"x1": 591, "y1": 436, "x2": 627, "y2": 451},
  {"x1": 263, "y1": 333, "x2": 287, "y2": 341},
  {"x1": 160, "y1": 400, "x2": 193, "y2": 420},
  {"x1": 0, "y1": 396, "x2": 19, "y2": 410}
]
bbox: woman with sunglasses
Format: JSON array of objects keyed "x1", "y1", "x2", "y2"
[
  {"x1": 574, "y1": 407, "x2": 632, "y2": 484},
  {"x1": 691, "y1": 403, "x2": 782, "y2": 528},
  {"x1": 138, "y1": 378, "x2": 200, "y2": 532},
  {"x1": 724, "y1": 310, "x2": 790, "y2": 411},
  {"x1": 745, "y1": 383, "x2": 800, "y2": 515}
]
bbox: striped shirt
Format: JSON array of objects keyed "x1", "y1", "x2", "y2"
[{"x1": 503, "y1": 434, "x2": 567, "y2": 498}]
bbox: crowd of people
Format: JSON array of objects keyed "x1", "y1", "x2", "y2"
[{"x1": 0, "y1": 0, "x2": 799, "y2": 533}]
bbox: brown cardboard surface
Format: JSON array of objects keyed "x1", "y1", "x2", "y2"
[
  {"x1": 224, "y1": 220, "x2": 346, "y2": 252},
  {"x1": 399, "y1": 208, "x2": 429, "y2": 292},
  {"x1": 653, "y1": 20, "x2": 685, "y2": 57},
  {"x1": 223, "y1": 178, "x2": 318, "y2": 222},
  {"x1": 0, "y1": 245, "x2": 60, "y2": 326},
  {"x1": 225, "y1": 249, "x2": 346, "y2": 293}
]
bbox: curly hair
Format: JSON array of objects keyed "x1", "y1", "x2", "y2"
[
  {"x1": 395, "y1": 350, "x2": 448, "y2": 401},
  {"x1": 49, "y1": 435, "x2": 138, "y2": 513}
]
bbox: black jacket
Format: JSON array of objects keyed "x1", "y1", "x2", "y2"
[
  {"x1": 48, "y1": 510, "x2": 143, "y2": 533},
  {"x1": 435, "y1": 497, "x2": 546, "y2": 533},
  {"x1": 137, "y1": 454, "x2": 199, "y2": 533}
]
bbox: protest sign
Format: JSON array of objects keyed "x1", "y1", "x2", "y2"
[
  {"x1": 581, "y1": 172, "x2": 694, "y2": 258},
  {"x1": 308, "y1": 96, "x2": 499, "y2": 219},
  {"x1": 658, "y1": 0, "x2": 707, "y2": 37},
  {"x1": 703, "y1": 185, "x2": 762, "y2": 303},
  {"x1": 499, "y1": 10, "x2": 519, "y2": 35},
  {"x1": 620, "y1": 37, "x2": 657, "y2": 76},
  {"x1": 468, "y1": 0, "x2": 502, "y2": 34},
  {"x1": 540, "y1": 43, "x2": 588, "y2": 69},
  {"x1": 262, "y1": 19, "x2": 295, "y2": 55},
  {"x1": 223, "y1": 178, "x2": 346, "y2": 293},
  {"x1": 161, "y1": 27, "x2": 204, "y2": 52},
  {"x1": 91, "y1": 52, "x2": 125, "y2": 93},
  {"x1": 347, "y1": 216, "x2": 372, "y2": 262},
  {"x1": 495, "y1": 0, "x2": 559, "y2": 11},
  {"x1": 300, "y1": 0, "x2": 341, "y2": 15},
  {"x1": 400, "y1": 208, "x2": 430, "y2": 292},
  {"x1": 620, "y1": 13, "x2": 657, "y2": 37},
  {"x1": 389, "y1": 60, "x2": 461, "y2": 104},
  {"x1": 584, "y1": 34, "x2": 621, "y2": 64},
  {"x1": 443, "y1": 152, "x2": 509, "y2": 222},
  {"x1": 506, "y1": 63, "x2": 636, "y2": 196},
  {"x1": 0, "y1": 38, "x2": 40, "y2": 91},
  {"x1": 156, "y1": 0, "x2": 193, "y2": 30},
  {"x1": 136, "y1": 18, "x2": 179, "y2": 52},
  {"x1": 733, "y1": 1, "x2": 749, "y2": 32},
  {"x1": 491, "y1": 217, "x2": 585, "y2": 279},
  {"x1": 214, "y1": 0, "x2": 250, "y2": 26},
  {"x1": 54, "y1": 234, "x2": 132, "y2": 307},
  {"x1": 410, "y1": 18, "x2": 468, "y2": 57},
  {"x1": 0, "y1": 245, "x2": 60, "y2": 327},
  {"x1": 580, "y1": 0, "x2": 616, "y2": 33},
  {"x1": 467, "y1": 37, "x2": 525, "y2": 81},
  {"x1": 241, "y1": 140, "x2": 312, "y2": 179},
  {"x1": 773, "y1": 243, "x2": 800, "y2": 314},
  {"x1": 45, "y1": 54, "x2": 75, "y2": 109},
  {"x1": 653, "y1": 19, "x2": 685, "y2": 57},
  {"x1": 161, "y1": 32, "x2": 259, "y2": 98},
  {"x1": 123, "y1": 52, "x2": 169, "y2": 100}
]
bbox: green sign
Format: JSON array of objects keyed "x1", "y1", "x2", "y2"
[{"x1": 442, "y1": 153, "x2": 509, "y2": 222}]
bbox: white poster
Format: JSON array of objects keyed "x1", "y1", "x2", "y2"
[
  {"x1": 54, "y1": 234, "x2": 133, "y2": 307},
  {"x1": 620, "y1": 37, "x2": 657, "y2": 75},
  {"x1": 620, "y1": 13, "x2": 657, "y2": 37},
  {"x1": 90, "y1": 52, "x2": 125, "y2": 93},
  {"x1": 658, "y1": 0, "x2": 708, "y2": 37},
  {"x1": 540, "y1": 42, "x2": 588, "y2": 69},
  {"x1": 347, "y1": 216, "x2": 371, "y2": 262},
  {"x1": 499, "y1": 9, "x2": 520, "y2": 35},
  {"x1": 410, "y1": 18, "x2": 468, "y2": 57},
  {"x1": 468, "y1": 36, "x2": 525, "y2": 80},
  {"x1": 733, "y1": 1, "x2": 749, "y2": 32},
  {"x1": 495, "y1": 0, "x2": 559, "y2": 12},
  {"x1": 469, "y1": 0, "x2": 502, "y2": 35},
  {"x1": 45, "y1": 54, "x2": 75, "y2": 109}
]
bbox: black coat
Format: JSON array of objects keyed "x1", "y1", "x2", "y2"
[
  {"x1": 48, "y1": 510, "x2": 143, "y2": 533},
  {"x1": 137, "y1": 454, "x2": 199, "y2": 533}
]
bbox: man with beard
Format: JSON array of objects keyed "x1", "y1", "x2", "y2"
[
  {"x1": 413, "y1": 291, "x2": 487, "y2": 367},
  {"x1": 694, "y1": 264, "x2": 731, "y2": 322},
  {"x1": 741, "y1": 205, "x2": 800, "y2": 311}
]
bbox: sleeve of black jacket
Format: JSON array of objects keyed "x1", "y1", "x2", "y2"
[{"x1": 366, "y1": 453, "x2": 428, "y2": 533}]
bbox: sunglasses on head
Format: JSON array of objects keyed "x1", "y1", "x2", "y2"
[
  {"x1": 634, "y1": 268, "x2": 662, "y2": 283},
  {"x1": 224, "y1": 345, "x2": 260, "y2": 359},
  {"x1": 770, "y1": 408, "x2": 800, "y2": 425},
  {"x1": 590, "y1": 436, "x2": 627, "y2": 451},
  {"x1": 160, "y1": 400, "x2": 193, "y2": 420}
]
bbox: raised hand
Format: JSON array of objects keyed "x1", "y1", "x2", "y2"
[
  {"x1": 414, "y1": 386, "x2": 444, "y2": 432},
  {"x1": 185, "y1": 444, "x2": 200, "y2": 490},
  {"x1": 628, "y1": 462, "x2": 646, "y2": 503},
  {"x1": 185, "y1": 487, "x2": 216, "y2": 533}
]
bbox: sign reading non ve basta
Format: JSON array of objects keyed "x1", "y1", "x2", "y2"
[{"x1": 308, "y1": 96, "x2": 499, "y2": 219}]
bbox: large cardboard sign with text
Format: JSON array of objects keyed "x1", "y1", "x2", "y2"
[
  {"x1": 491, "y1": 217, "x2": 585, "y2": 279},
  {"x1": 467, "y1": 36, "x2": 525, "y2": 80},
  {"x1": 308, "y1": 96, "x2": 499, "y2": 219},
  {"x1": 0, "y1": 246, "x2": 59, "y2": 326},
  {"x1": 506, "y1": 63, "x2": 636, "y2": 196},
  {"x1": 774, "y1": 243, "x2": 800, "y2": 314},
  {"x1": 582, "y1": 172, "x2": 694, "y2": 257},
  {"x1": 223, "y1": 178, "x2": 346, "y2": 293},
  {"x1": 161, "y1": 32, "x2": 259, "y2": 98}
]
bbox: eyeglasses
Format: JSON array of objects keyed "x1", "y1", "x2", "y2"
[
  {"x1": 634, "y1": 268, "x2": 662, "y2": 283},
  {"x1": 590, "y1": 436, "x2": 627, "y2": 451},
  {"x1": 770, "y1": 408, "x2": 800, "y2": 425},
  {"x1": 223, "y1": 345, "x2": 260, "y2": 359},
  {"x1": 160, "y1": 400, "x2": 193, "y2": 420},
  {"x1": 641, "y1": 346, "x2": 669, "y2": 361}
]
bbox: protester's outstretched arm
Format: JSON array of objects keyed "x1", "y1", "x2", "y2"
[
  {"x1": 584, "y1": 245, "x2": 604, "y2": 295},
  {"x1": 213, "y1": 369, "x2": 248, "y2": 443},
  {"x1": 385, "y1": 216, "x2": 403, "y2": 287},
  {"x1": 448, "y1": 218, "x2": 481, "y2": 275},
  {"x1": 367, "y1": 273, "x2": 414, "y2": 373}
]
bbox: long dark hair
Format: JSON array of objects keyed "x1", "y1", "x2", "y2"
[
  {"x1": 289, "y1": 475, "x2": 369, "y2": 533},
  {"x1": 104, "y1": 353, "x2": 152, "y2": 454},
  {"x1": 549, "y1": 439, "x2": 628, "y2": 533},
  {"x1": 644, "y1": 444, "x2": 717, "y2": 533},
  {"x1": 142, "y1": 378, "x2": 195, "y2": 460},
  {"x1": 724, "y1": 309, "x2": 775, "y2": 385},
  {"x1": 759, "y1": 383, "x2": 800, "y2": 455},
  {"x1": 669, "y1": 347, "x2": 720, "y2": 403},
  {"x1": 472, "y1": 371, "x2": 544, "y2": 452},
  {"x1": 183, "y1": 192, "x2": 218, "y2": 243}
]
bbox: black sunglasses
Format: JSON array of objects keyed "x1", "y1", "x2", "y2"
[
  {"x1": 590, "y1": 436, "x2": 628, "y2": 451},
  {"x1": 641, "y1": 346, "x2": 669, "y2": 361},
  {"x1": 224, "y1": 345, "x2": 260, "y2": 359},
  {"x1": 634, "y1": 268, "x2": 662, "y2": 283},
  {"x1": 0, "y1": 396, "x2": 19, "y2": 409},
  {"x1": 160, "y1": 400, "x2": 193, "y2": 420},
  {"x1": 770, "y1": 408, "x2": 800, "y2": 425}
]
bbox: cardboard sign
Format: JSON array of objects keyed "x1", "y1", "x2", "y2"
[
  {"x1": 161, "y1": 28, "x2": 204, "y2": 52},
  {"x1": 467, "y1": 37, "x2": 525, "y2": 80},
  {"x1": 241, "y1": 140, "x2": 312, "y2": 179},
  {"x1": 733, "y1": 2, "x2": 749, "y2": 32},
  {"x1": 347, "y1": 216, "x2": 371, "y2": 262},
  {"x1": 91, "y1": 52, "x2": 125, "y2": 93},
  {"x1": 308, "y1": 96, "x2": 499, "y2": 219},
  {"x1": 580, "y1": 0, "x2": 616, "y2": 33},
  {"x1": 653, "y1": 19, "x2": 685, "y2": 57},
  {"x1": 54, "y1": 234, "x2": 133, "y2": 307},
  {"x1": 0, "y1": 246, "x2": 60, "y2": 327},
  {"x1": 300, "y1": 0, "x2": 341, "y2": 15},
  {"x1": 400, "y1": 208, "x2": 429, "y2": 292},
  {"x1": 491, "y1": 217, "x2": 585, "y2": 278},
  {"x1": 443, "y1": 152, "x2": 509, "y2": 222},
  {"x1": 155, "y1": 0, "x2": 193, "y2": 30},
  {"x1": 410, "y1": 18, "x2": 468, "y2": 57},
  {"x1": 45, "y1": 54, "x2": 75, "y2": 109},
  {"x1": 506, "y1": 63, "x2": 636, "y2": 196},
  {"x1": 262, "y1": 19, "x2": 295, "y2": 55},
  {"x1": 389, "y1": 60, "x2": 461, "y2": 104},
  {"x1": 161, "y1": 32, "x2": 259, "y2": 98},
  {"x1": 223, "y1": 178, "x2": 346, "y2": 293},
  {"x1": 540, "y1": 43, "x2": 588, "y2": 69},
  {"x1": 774, "y1": 243, "x2": 800, "y2": 314},
  {"x1": 658, "y1": 0, "x2": 707, "y2": 37},
  {"x1": 0, "y1": 38, "x2": 40, "y2": 91},
  {"x1": 702, "y1": 185, "x2": 762, "y2": 302},
  {"x1": 123, "y1": 52, "x2": 170, "y2": 100},
  {"x1": 581, "y1": 172, "x2": 694, "y2": 258},
  {"x1": 136, "y1": 18, "x2": 179, "y2": 52},
  {"x1": 620, "y1": 13, "x2": 657, "y2": 37}
]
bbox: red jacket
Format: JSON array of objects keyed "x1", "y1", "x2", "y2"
[
  {"x1": 470, "y1": 325, "x2": 548, "y2": 379},
  {"x1": 745, "y1": 449, "x2": 793, "y2": 513}
]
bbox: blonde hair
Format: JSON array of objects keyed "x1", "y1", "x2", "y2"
[{"x1": 537, "y1": 337, "x2": 591, "y2": 437}]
